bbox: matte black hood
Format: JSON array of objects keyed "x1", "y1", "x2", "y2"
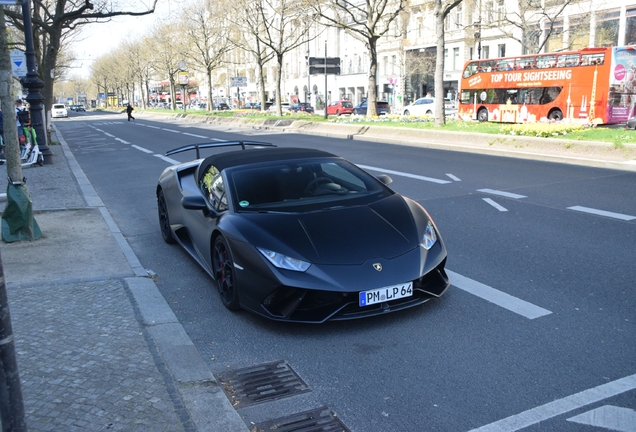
[{"x1": 242, "y1": 195, "x2": 420, "y2": 265}]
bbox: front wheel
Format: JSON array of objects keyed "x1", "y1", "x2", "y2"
[
  {"x1": 157, "y1": 190, "x2": 176, "y2": 244},
  {"x1": 548, "y1": 109, "x2": 563, "y2": 121},
  {"x1": 403, "y1": 110, "x2": 410, "y2": 116},
  {"x1": 477, "y1": 108, "x2": 488, "y2": 122},
  {"x1": 213, "y1": 236, "x2": 240, "y2": 311}
]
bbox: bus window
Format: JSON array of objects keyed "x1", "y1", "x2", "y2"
[
  {"x1": 557, "y1": 54, "x2": 580, "y2": 67},
  {"x1": 536, "y1": 55, "x2": 556, "y2": 69},
  {"x1": 496, "y1": 59, "x2": 510, "y2": 71},
  {"x1": 526, "y1": 87, "x2": 562, "y2": 104},
  {"x1": 480, "y1": 60, "x2": 496, "y2": 72},
  {"x1": 515, "y1": 57, "x2": 534, "y2": 69},
  {"x1": 581, "y1": 53, "x2": 605, "y2": 66},
  {"x1": 463, "y1": 61, "x2": 479, "y2": 78}
]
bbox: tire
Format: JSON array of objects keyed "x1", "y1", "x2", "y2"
[
  {"x1": 403, "y1": 110, "x2": 410, "y2": 115},
  {"x1": 157, "y1": 189, "x2": 176, "y2": 244},
  {"x1": 336, "y1": 110, "x2": 340, "y2": 116},
  {"x1": 548, "y1": 109, "x2": 563, "y2": 121},
  {"x1": 426, "y1": 110, "x2": 432, "y2": 115},
  {"x1": 212, "y1": 236, "x2": 240, "y2": 311},
  {"x1": 354, "y1": 109, "x2": 360, "y2": 115},
  {"x1": 37, "y1": 154, "x2": 44, "y2": 166},
  {"x1": 477, "y1": 108, "x2": 488, "y2": 122}
]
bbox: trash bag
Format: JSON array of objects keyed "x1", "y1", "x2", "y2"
[{"x1": 1, "y1": 183, "x2": 42, "y2": 242}]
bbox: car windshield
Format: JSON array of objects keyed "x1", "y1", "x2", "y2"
[
  {"x1": 227, "y1": 158, "x2": 392, "y2": 213},
  {"x1": 342, "y1": 101, "x2": 353, "y2": 108}
]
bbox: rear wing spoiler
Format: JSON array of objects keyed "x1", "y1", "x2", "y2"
[{"x1": 166, "y1": 141, "x2": 276, "y2": 159}]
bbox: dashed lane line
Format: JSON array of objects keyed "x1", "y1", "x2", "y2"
[
  {"x1": 446, "y1": 173, "x2": 461, "y2": 181},
  {"x1": 447, "y1": 270, "x2": 551, "y2": 319},
  {"x1": 469, "y1": 373, "x2": 636, "y2": 432},
  {"x1": 154, "y1": 154, "x2": 180, "y2": 165},
  {"x1": 483, "y1": 198, "x2": 508, "y2": 212},
  {"x1": 358, "y1": 165, "x2": 451, "y2": 184},
  {"x1": 131, "y1": 145, "x2": 153, "y2": 154},
  {"x1": 567, "y1": 405, "x2": 636, "y2": 432},
  {"x1": 567, "y1": 205, "x2": 636, "y2": 221},
  {"x1": 477, "y1": 188, "x2": 527, "y2": 199}
]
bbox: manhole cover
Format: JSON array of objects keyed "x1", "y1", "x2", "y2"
[
  {"x1": 214, "y1": 360, "x2": 311, "y2": 408},
  {"x1": 252, "y1": 406, "x2": 350, "y2": 432}
]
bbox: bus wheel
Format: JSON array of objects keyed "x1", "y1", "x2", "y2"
[
  {"x1": 477, "y1": 108, "x2": 488, "y2": 122},
  {"x1": 548, "y1": 109, "x2": 563, "y2": 121}
]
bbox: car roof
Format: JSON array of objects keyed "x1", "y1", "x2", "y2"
[{"x1": 198, "y1": 147, "x2": 338, "y2": 179}]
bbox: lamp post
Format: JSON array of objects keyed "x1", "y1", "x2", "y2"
[{"x1": 20, "y1": 0, "x2": 52, "y2": 164}]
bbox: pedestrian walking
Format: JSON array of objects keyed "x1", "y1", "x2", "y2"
[{"x1": 126, "y1": 103, "x2": 135, "y2": 121}]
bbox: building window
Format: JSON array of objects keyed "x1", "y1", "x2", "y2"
[
  {"x1": 544, "y1": 19, "x2": 564, "y2": 52},
  {"x1": 568, "y1": 15, "x2": 591, "y2": 50},
  {"x1": 482, "y1": 45, "x2": 490, "y2": 59},
  {"x1": 498, "y1": 44, "x2": 505, "y2": 58},
  {"x1": 596, "y1": 10, "x2": 620, "y2": 47},
  {"x1": 391, "y1": 55, "x2": 396, "y2": 75},
  {"x1": 455, "y1": 5, "x2": 462, "y2": 29},
  {"x1": 444, "y1": 49, "x2": 448, "y2": 71},
  {"x1": 453, "y1": 47, "x2": 460, "y2": 70},
  {"x1": 469, "y1": 47, "x2": 473, "y2": 60},
  {"x1": 383, "y1": 56, "x2": 388, "y2": 75},
  {"x1": 417, "y1": 17, "x2": 423, "y2": 38},
  {"x1": 626, "y1": 9, "x2": 636, "y2": 45}
]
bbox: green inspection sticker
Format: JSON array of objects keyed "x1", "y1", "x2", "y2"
[{"x1": 239, "y1": 200, "x2": 249, "y2": 207}]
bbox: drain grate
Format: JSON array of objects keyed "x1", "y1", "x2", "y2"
[
  {"x1": 214, "y1": 360, "x2": 311, "y2": 408},
  {"x1": 252, "y1": 406, "x2": 350, "y2": 432}
]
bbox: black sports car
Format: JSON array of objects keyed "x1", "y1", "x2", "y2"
[{"x1": 157, "y1": 141, "x2": 449, "y2": 323}]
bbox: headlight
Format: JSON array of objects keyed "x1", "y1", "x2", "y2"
[
  {"x1": 257, "y1": 247, "x2": 311, "y2": 272},
  {"x1": 420, "y1": 221, "x2": 437, "y2": 250}
]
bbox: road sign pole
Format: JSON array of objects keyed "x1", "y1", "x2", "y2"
[{"x1": 324, "y1": 40, "x2": 327, "y2": 120}]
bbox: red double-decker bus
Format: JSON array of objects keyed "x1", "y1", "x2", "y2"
[{"x1": 458, "y1": 46, "x2": 636, "y2": 124}]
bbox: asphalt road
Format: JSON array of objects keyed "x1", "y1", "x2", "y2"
[{"x1": 54, "y1": 110, "x2": 636, "y2": 432}]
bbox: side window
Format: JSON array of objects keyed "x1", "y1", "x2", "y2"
[{"x1": 200, "y1": 165, "x2": 228, "y2": 212}]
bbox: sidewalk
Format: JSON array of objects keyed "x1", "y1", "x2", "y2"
[{"x1": 0, "y1": 134, "x2": 248, "y2": 431}]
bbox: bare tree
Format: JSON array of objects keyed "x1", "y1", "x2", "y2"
[
  {"x1": 239, "y1": 0, "x2": 312, "y2": 116},
  {"x1": 434, "y1": 0, "x2": 464, "y2": 125},
  {"x1": 5, "y1": 0, "x2": 158, "y2": 114},
  {"x1": 227, "y1": 0, "x2": 276, "y2": 111},
  {"x1": 148, "y1": 22, "x2": 185, "y2": 110},
  {"x1": 307, "y1": 0, "x2": 408, "y2": 117},
  {"x1": 180, "y1": 0, "x2": 232, "y2": 113}
]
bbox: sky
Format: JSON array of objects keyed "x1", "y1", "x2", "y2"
[{"x1": 70, "y1": 0, "x2": 191, "y2": 78}]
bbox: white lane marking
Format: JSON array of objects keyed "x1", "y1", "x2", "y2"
[
  {"x1": 567, "y1": 405, "x2": 636, "y2": 432},
  {"x1": 469, "y1": 373, "x2": 636, "y2": 432},
  {"x1": 161, "y1": 128, "x2": 181, "y2": 133},
  {"x1": 483, "y1": 198, "x2": 508, "y2": 212},
  {"x1": 115, "y1": 138, "x2": 129, "y2": 144},
  {"x1": 155, "y1": 154, "x2": 180, "y2": 164},
  {"x1": 183, "y1": 133, "x2": 208, "y2": 138},
  {"x1": 103, "y1": 132, "x2": 114, "y2": 137},
  {"x1": 357, "y1": 165, "x2": 451, "y2": 184},
  {"x1": 446, "y1": 173, "x2": 461, "y2": 181},
  {"x1": 447, "y1": 270, "x2": 551, "y2": 319},
  {"x1": 477, "y1": 188, "x2": 527, "y2": 199},
  {"x1": 212, "y1": 138, "x2": 225, "y2": 141},
  {"x1": 147, "y1": 125, "x2": 160, "y2": 129},
  {"x1": 131, "y1": 145, "x2": 153, "y2": 154},
  {"x1": 567, "y1": 205, "x2": 636, "y2": 221}
]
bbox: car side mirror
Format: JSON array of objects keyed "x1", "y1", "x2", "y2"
[
  {"x1": 181, "y1": 195, "x2": 207, "y2": 210},
  {"x1": 376, "y1": 174, "x2": 393, "y2": 185}
]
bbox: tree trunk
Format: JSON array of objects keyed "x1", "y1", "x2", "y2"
[
  {"x1": 207, "y1": 70, "x2": 213, "y2": 113},
  {"x1": 367, "y1": 37, "x2": 379, "y2": 117}
]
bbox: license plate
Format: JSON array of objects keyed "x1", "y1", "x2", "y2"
[{"x1": 359, "y1": 282, "x2": 413, "y2": 307}]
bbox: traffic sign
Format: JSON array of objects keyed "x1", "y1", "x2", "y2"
[
  {"x1": 10, "y1": 49, "x2": 27, "y2": 77},
  {"x1": 309, "y1": 65, "x2": 341, "y2": 75},
  {"x1": 230, "y1": 77, "x2": 247, "y2": 87},
  {"x1": 308, "y1": 57, "x2": 341, "y2": 66}
]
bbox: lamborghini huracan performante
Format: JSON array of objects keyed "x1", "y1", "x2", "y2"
[{"x1": 157, "y1": 141, "x2": 449, "y2": 323}]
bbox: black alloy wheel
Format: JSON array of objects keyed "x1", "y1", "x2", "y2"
[
  {"x1": 157, "y1": 190, "x2": 176, "y2": 244},
  {"x1": 477, "y1": 108, "x2": 489, "y2": 122},
  {"x1": 213, "y1": 236, "x2": 240, "y2": 311}
]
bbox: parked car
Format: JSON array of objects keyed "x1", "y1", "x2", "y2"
[
  {"x1": 175, "y1": 101, "x2": 184, "y2": 109},
  {"x1": 157, "y1": 141, "x2": 449, "y2": 322},
  {"x1": 75, "y1": 104, "x2": 86, "y2": 112},
  {"x1": 289, "y1": 102, "x2": 314, "y2": 114},
  {"x1": 353, "y1": 100, "x2": 391, "y2": 115},
  {"x1": 51, "y1": 104, "x2": 68, "y2": 118},
  {"x1": 267, "y1": 102, "x2": 291, "y2": 112},
  {"x1": 403, "y1": 97, "x2": 457, "y2": 117},
  {"x1": 326, "y1": 100, "x2": 354, "y2": 116},
  {"x1": 215, "y1": 102, "x2": 230, "y2": 110},
  {"x1": 253, "y1": 101, "x2": 273, "y2": 111}
]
